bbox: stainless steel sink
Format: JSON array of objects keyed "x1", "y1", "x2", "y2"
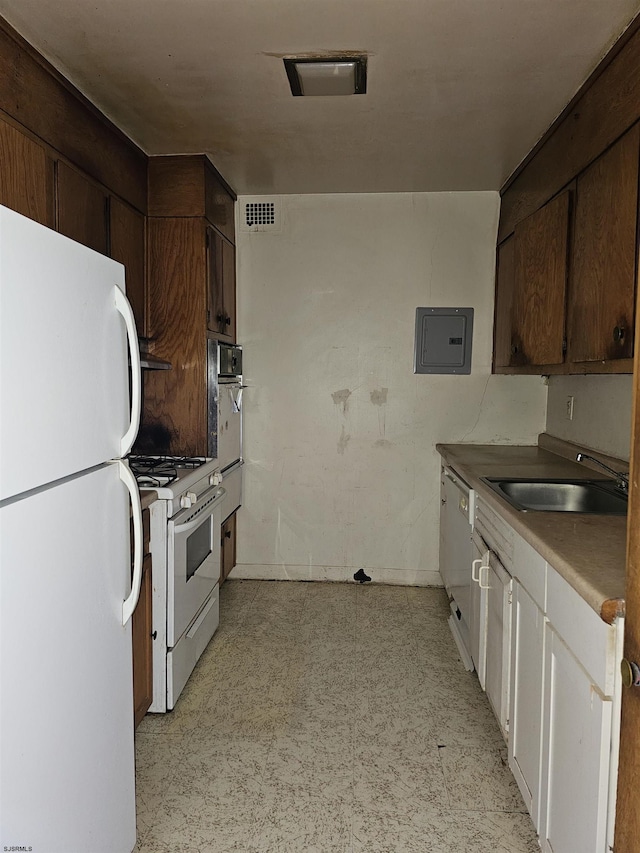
[{"x1": 480, "y1": 478, "x2": 628, "y2": 514}]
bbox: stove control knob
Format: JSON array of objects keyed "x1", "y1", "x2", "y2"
[
  {"x1": 209, "y1": 471, "x2": 223, "y2": 486},
  {"x1": 180, "y1": 492, "x2": 196, "y2": 509}
]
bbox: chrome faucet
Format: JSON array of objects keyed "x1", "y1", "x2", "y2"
[{"x1": 576, "y1": 452, "x2": 630, "y2": 494}]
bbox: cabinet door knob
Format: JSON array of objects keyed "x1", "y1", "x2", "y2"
[
  {"x1": 511, "y1": 344, "x2": 519, "y2": 355},
  {"x1": 224, "y1": 529, "x2": 232, "y2": 539},
  {"x1": 613, "y1": 326, "x2": 625, "y2": 342},
  {"x1": 621, "y1": 658, "x2": 640, "y2": 688},
  {"x1": 225, "y1": 316, "x2": 231, "y2": 326}
]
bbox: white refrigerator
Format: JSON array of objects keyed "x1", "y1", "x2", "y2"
[{"x1": 0, "y1": 205, "x2": 142, "y2": 852}]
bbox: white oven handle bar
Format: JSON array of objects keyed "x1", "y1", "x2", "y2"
[
  {"x1": 171, "y1": 488, "x2": 226, "y2": 535},
  {"x1": 114, "y1": 285, "x2": 142, "y2": 457},
  {"x1": 119, "y1": 459, "x2": 143, "y2": 626}
]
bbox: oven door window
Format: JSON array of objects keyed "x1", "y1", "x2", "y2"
[{"x1": 186, "y1": 519, "x2": 212, "y2": 581}]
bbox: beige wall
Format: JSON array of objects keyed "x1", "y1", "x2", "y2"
[
  {"x1": 234, "y1": 192, "x2": 547, "y2": 585},
  {"x1": 545, "y1": 374, "x2": 633, "y2": 461}
]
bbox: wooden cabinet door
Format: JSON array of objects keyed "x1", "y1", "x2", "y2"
[
  {"x1": 220, "y1": 512, "x2": 237, "y2": 584},
  {"x1": 512, "y1": 190, "x2": 571, "y2": 366},
  {"x1": 207, "y1": 226, "x2": 235, "y2": 340},
  {"x1": 144, "y1": 217, "x2": 208, "y2": 456},
  {"x1": 221, "y1": 237, "x2": 236, "y2": 341},
  {"x1": 57, "y1": 161, "x2": 108, "y2": 254},
  {"x1": 132, "y1": 510, "x2": 153, "y2": 728},
  {"x1": 205, "y1": 166, "x2": 235, "y2": 243},
  {"x1": 567, "y1": 125, "x2": 640, "y2": 362},
  {"x1": 540, "y1": 625, "x2": 612, "y2": 853},
  {"x1": 207, "y1": 225, "x2": 224, "y2": 335},
  {"x1": 493, "y1": 236, "x2": 515, "y2": 369},
  {"x1": 132, "y1": 553, "x2": 153, "y2": 728},
  {"x1": 110, "y1": 196, "x2": 146, "y2": 337},
  {"x1": 509, "y1": 581, "x2": 545, "y2": 831},
  {"x1": 0, "y1": 120, "x2": 55, "y2": 227}
]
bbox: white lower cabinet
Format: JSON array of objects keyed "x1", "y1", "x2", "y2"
[
  {"x1": 509, "y1": 580, "x2": 545, "y2": 830},
  {"x1": 470, "y1": 530, "x2": 489, "y2": 687},
  {"x1": 462, "y1": 492, "x2": 622, "y2": 852},
  {"x1": 540, "y1": 627, "x2": 613, "y2": 853},
  {"x1": 472, "y1": 499, "x2": 514, "y2": 737},
  {"x1": 485, "y1": 552, "x2": 512, "y2": 739}
]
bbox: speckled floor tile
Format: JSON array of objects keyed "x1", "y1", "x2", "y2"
[
  {"x1": 140, "y1": 780, "x2": 263, "y2": 852},
  {"x1": 252, "y1": 786, "x2": 353, "y2": 852},
  {"x1": 134, "y1": 732, "x2": 186, "y2": 839},
  {"x1": 352, "y1": 804, "x2": 539, "y2": 852},
  {"x1": 438, "y1": 745, "x2": 527, "y2": 813},
  {"x1": 406, "y1": 586, "x2": 450, "y2": 612},
  {"x1": 135, "y1": 691, "x2": 204, "y2": 736},
  {"x1": 134, "y1": 579, "x2": 538, "y2": 852},
  {"x1": 353, "y1": 738, "x2": 450, "y2": 818},
  {"x1": 219, "y1": 579, "x2": 263, "y2": 607},
  {"x1": 263, "y1": 721, "x2": 354, "y2": 801},
  {"x1": 173, "y1": 729, "x2": 274, "y2": 782}
]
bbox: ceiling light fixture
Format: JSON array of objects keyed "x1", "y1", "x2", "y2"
[{"x1": 283, "y1": 55, "x2": 367, "y2": 97}]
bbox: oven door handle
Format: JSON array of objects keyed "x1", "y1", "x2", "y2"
[{"x1": 171, "y1": 488, "x2": 226, "y2": 534}]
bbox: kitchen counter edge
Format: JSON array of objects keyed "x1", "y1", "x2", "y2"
[{"x1": 436, "y1": 441, "x2": 627, "y2": 623}]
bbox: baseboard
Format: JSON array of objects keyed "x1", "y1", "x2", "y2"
[{"x1": 228, "y1": 563, "x2": 443, "y2": 587}]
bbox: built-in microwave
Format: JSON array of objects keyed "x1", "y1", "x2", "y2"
[
  {"x1": 207, "y1": 340, "x2": 243, "y2": 467},
  {"x1": 218, "y1": 343, "x2": 242, "y2": 378}
]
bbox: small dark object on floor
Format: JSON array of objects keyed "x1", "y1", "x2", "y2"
[{"x1": 354, "y1": 568, "x2": 371, "y2": 583}]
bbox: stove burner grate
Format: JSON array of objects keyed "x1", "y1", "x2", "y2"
[{"x1": 128, "y1": 455, "x2": 208, "y2": 486}]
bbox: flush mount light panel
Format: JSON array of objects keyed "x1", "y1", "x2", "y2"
[{"x1": 284, "y1": 56, "x2": 367, "y2": 96}]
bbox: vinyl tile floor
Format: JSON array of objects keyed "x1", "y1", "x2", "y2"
[{"x1": 134, "y1": 580, "x2": 539, "y2": 852}]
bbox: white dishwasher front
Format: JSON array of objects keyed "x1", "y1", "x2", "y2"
[{"x1": 439, "y1": 466, "x2": 475, "y2": 670}]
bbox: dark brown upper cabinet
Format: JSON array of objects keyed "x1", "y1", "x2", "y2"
[
  {"x1": 148, "y1": 154, "x2": 236, "y2": 345},
  {"x1": 56, "y1": 161, "x2": 108, "y2": 255},
  {"x1": 110, "y1": 196, "x2": 146, "y2": 338},
  {"x1": 511, "y1": 190, "x2": 571, "y2": 368},
  {"x1": 148, "y1": 154, "x2": 236, "y2": 241},
  {"x1": 495, "y1": 24, "x2": 640, "y2": 376},
  {"x1": 566, "y1": 125, "x2": 639, "y2": 363},
  {"x1": 493, "y1": 236, "x2": 516, "y2": 370},
  {"x1": 0, "y1": 119, "x2": 55, "y2": 228},
  {"x1": 207, "y1": 226, "x2": 236, "y2": 341}
]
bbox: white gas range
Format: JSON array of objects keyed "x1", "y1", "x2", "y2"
[{"x1": 129, "y1": 455, "x2": 226, "y2": 712}]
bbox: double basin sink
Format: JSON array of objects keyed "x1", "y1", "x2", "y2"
[{"x1": 481, "y1": 477, "x2": 628, "y2": 515}]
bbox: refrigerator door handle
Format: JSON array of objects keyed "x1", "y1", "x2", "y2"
[
  {"x1": 114, "y1": 286, "x2": 141, "y2": 457},
  {"x1": 119, "y1": 460, "x2": 143, "y2": 626}
]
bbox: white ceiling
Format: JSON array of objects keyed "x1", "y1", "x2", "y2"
[{"x1": 1, "y1": 0, "x2": 639, "y2": 196}]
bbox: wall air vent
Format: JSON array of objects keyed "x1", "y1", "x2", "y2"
[
  {"x1": 240, "y1": 198, "x2": 282, "y2": 233},
  {"x1": 246, "y1": 202, "x2": 275, "y2": 227}
]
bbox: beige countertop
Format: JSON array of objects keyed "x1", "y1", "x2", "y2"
[{"x1": 436, "y1": 437, "x2": 628, "y2": 623}]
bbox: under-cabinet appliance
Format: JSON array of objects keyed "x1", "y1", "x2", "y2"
[
  {"x1": 0, "y1": 206, "x2": 142, "y2": 853},
  {"x1": 439, "y1": 466, "x2": 475, "y2": 670},
  {"x1": 130, "y1": 456, "x2": 226, "y2": 711},
  {"x1": 208, "y1": 340, "x2": 244, "y2": 523}
]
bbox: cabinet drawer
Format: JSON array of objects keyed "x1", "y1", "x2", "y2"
[
  {"x1": 513, "y1": 534, "x2": 546, "y2": 611},
  {"x1": 546, "y1": 566, "x2": 617, "y2": 695},
  {"x1": 475, "y1": 497, "x2": 514, "y2": 567}
]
